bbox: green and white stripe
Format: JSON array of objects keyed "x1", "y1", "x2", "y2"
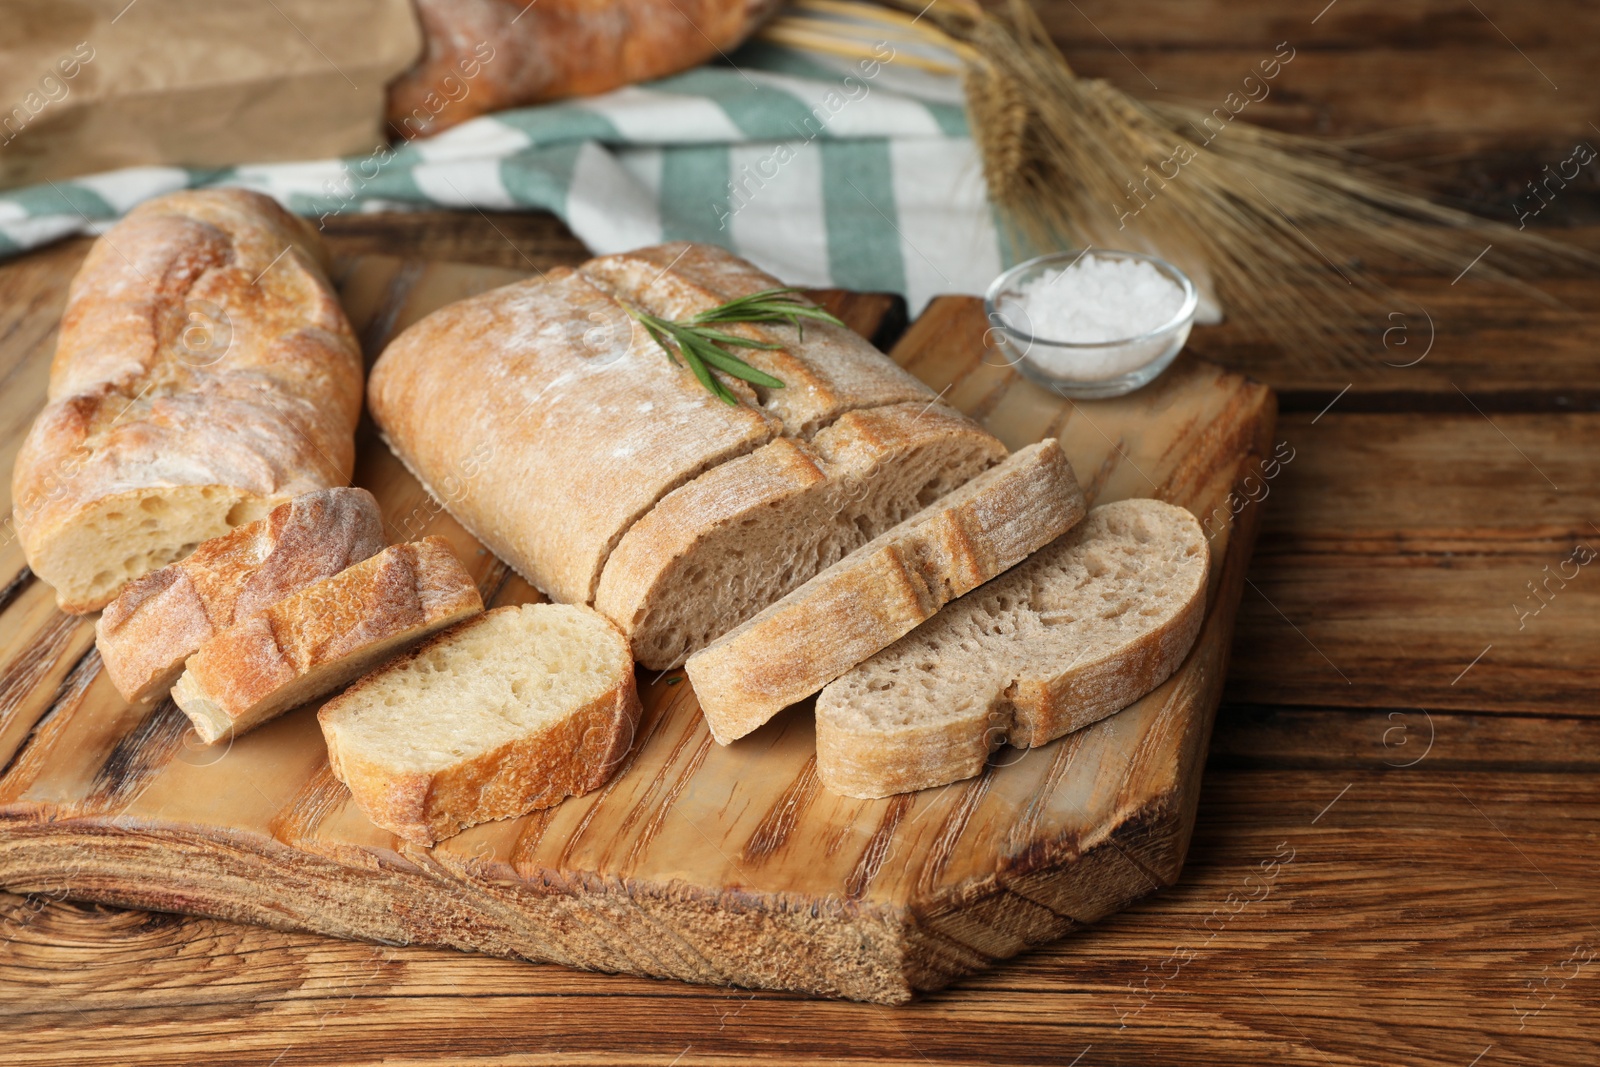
[{"x1": 0, "y1": 42, "x2": 1006, "y2": 312}]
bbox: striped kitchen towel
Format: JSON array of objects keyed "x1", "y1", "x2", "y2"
[{"x1": 0, "y1": 42, "x2": 1009, "y2": 314}]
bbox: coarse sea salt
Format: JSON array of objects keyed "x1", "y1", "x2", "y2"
[{"x1": 998, "y1": 255, "x2": 1188, "y2": 382}]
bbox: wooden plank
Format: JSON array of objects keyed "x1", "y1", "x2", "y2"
[
  {"x1": 0, "y1": 0, "x2": 1590, "y2": 1054},
  {"x1": 1045, "y1": 0, "x2": 1585, "y2": 56},
  {"x1": 0, "y1": 271, "x2": 1272, "y2": 1003},
  {"x1": 1045, "y1": 1, "x2": 1597, "y2": 150},
  {"x1": 1116, "y1": 49, "x2": 1590, "y2": 150},
  {"x1": 1185, "y1": 247, "x2": 1600, "y2": 412},
  {"x1": 1211, "y1": 706, "x2": 1600, "y2": 771},
  {"x1": 846, "y1": 245, "x2": 1600, "y2": 414},
  {"x1": 1230, "y1": 410, "x2": 1600, "y2": 715},
  {"x1": 3, "y1": 768, "x2": 1596, "y2": 1066}
]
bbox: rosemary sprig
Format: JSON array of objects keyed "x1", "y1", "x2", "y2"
[{"x1": 624, "y1": 287, "x2": 847, "y2": 405}]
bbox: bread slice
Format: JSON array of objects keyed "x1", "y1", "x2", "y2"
[
  {"x1": 96, "y1": 488, "x2": 386, "y2": 708},
  {"x1": 319, "y1": 604, "x2": 641, "y2": 846},
  {"x1": 815, "y1": 499, "x2": 1209, "y2": 798},
  {"x1": 595, "y1": 402, "x2": 1006, "y2": 670},
  {"x1": 685, "y1": 440, "x2": 1085, "y2": 744},
  {"x1": 171, "y1": 537, "x2": 484, "y2": 744}
]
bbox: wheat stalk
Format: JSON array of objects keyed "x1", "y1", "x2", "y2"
[{"x1": 768, "y1": 0, "x2": 1596, "y2": 364}]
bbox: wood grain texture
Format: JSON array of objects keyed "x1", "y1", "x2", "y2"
[
  {"x1": 1046, "y1": 0, "x2": 1600, "y2": 174},
  {"x1": 4, "y1": 768, "x2": 1596, "y2": 1066},
  {"x1": 1210, "y1": 706, "x2": 1600, "y2": 771},
  {"x1": 0, "y1": 256, "x2": 1273, "y2": 1004},
  {"x1": 1230, "y1": 410, "x2": 1599, "y2": 714},
  {"x1": 1183, "y1": 238, "x2": 1600, "y2": 412}
]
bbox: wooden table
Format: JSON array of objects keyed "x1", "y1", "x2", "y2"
[{"x1": 2, "y1": 2, "x2": 1597, "y2": 1063}]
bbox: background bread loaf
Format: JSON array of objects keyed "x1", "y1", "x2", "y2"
[
  {"x1": 387, "y1": 0, "x2": 781, "y2": 138},
  {"x1": 10, "y1": 189, "x2": 364, "y2": 613}
]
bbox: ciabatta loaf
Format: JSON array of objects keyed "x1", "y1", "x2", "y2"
[
  {"x1": 96, "y1": 488, "x2": 385, "y2": 708},
  {"x1": 685, "y1": 440, "x2": 1085, "y2": 744},
  {"x1": 319, "y1": 604, "x2": 641, "y2": 846},
  {"x1": 11, "y1": 189, "x2": 364, "y2": 613},
  {"x1": 816, "y1": 499, "x2": 1209, "y2": 798},
  {"x1": 595, "y1": 402, "x2": 1005, "y2": 669},
  {"x1": 369, "y1": 265, "x2": 773, "y2": 607},
  {"x1": 172, "y1": 537, "x2": 483, "y2": 744},
  {"x1": 368, "y1": 241, "x2": 995, "y2": 624}
]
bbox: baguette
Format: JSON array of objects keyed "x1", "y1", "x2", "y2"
[
  {"x1": 685, "y1": 440, "x2": 1085, "y2": 744},
  {"x1": 369, "y1": 242, "x2": 986, "y2": 616},
  {"x1": 595, "y1": 402, "x2": 1005, "y2": 669},
  {"x1": 11, "y1": 189, "x2": 364, "y2": 613},
  {"x1": 319, "y1": 604, "x2": 641, "y2": 846},
  {"x1": 96, "y1": 488, "x2": 386, "y2": 708},
  {"x1": 171, "y1": 537, "x2": 484, "y2": 744},
  {"x1": 815, "y1": 499, "x2": 1209, "y2": 798}
]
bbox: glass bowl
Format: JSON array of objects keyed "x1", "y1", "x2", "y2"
[{"x1": 983, "y1": 249, "x2": 1198, "y2": 399}]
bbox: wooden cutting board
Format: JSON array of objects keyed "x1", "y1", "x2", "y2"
[{"x1": 0, "y1": 254, "x2": 1273, "y2": 1004}]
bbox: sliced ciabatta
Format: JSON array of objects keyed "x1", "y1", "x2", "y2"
[
  {"x1": 595, "y1": 402, "x2": 1006, "y2": 670},
  {"x1": 368, "y1": 243, "x2": 943, "y2": 609},
  {"x1": 685, "y1": 440, "x2": 1085, "y2": 744},
  {"x1": 96, "y1": 488, "x2": 386, "y2": 708},
  {"x1": 319, "y1": 603, "x2": 641, "y2": 846},
  {"x1": 368, "y1": 266, "x2": 776, "y2": 607},
  {"x1": 815, "y1": 499, "x2": 1209, "y2": 798},
  {"x1": 172, "y1": 537, "x2": 484, "y2": 743}
]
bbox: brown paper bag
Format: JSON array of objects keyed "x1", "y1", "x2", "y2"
[{"x1": 0, "y1": 0, "x2": 422, "y2": 190}]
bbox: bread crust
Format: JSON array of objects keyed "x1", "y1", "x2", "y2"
[
  {"x1": 580, "y1": 244, "x2": 934, "y2": 436},
  {"x1": 96, "y1": 488, "x2": 386, "y2": 707},
  {"x1": 595, "y1": 402, "x2": 1006, "y2": 669},
  {"x1": 319, "y1": 605, "x2": 643, "y2": 846},
  {"x1": 172, "y1": 537, "x2": 484, "y2": 743},
  {"x1": 815, "y1": 499, "x2": 1210, "y2": 798},
  {"x1": 685, "y1": 440, "x2": 1086, "y2": 743},
  {"x1": 11, "y1": 189, "x2": 363, "y2": 613},
  {"x1": 817, "y1": 703, "x2": 993, "y2": 801}
]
